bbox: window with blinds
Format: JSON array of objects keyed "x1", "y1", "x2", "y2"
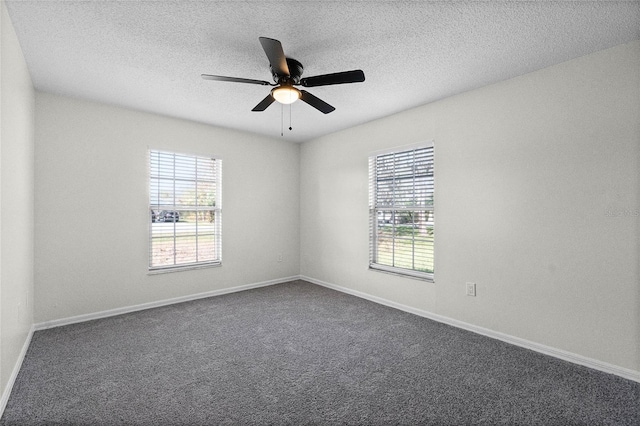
[
  {"x1": 149, "y1": 150, "x2": 222, "y2": 271},
  {"x1": 369, "y1": 144, "x2": 434, "y2": 281}
]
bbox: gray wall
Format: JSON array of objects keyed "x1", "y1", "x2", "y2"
[
  {"x1": 300, "y1": 41, "x2": 640, "y2": 372},
  {"x1": 0, "y1": 1, "x2": 35, "y2": 397},
  {"x1": 34, "y1": 93, "x2": 300, "y2": 323}
]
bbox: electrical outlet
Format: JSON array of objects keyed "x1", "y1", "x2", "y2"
[{"x1": 466, "y1": 282, "x2": 476, "y2": 297}]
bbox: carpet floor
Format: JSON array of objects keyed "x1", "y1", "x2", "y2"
[{"x1": 1, "y1": 280, "x2": 638, "y2": 425}]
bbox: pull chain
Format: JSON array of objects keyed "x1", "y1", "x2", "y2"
[{"x1": 280, "y1": 104, "x2": 293, "y2": 137}]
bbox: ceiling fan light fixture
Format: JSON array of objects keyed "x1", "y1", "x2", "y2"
[
  {"x1": 272, "y1": 86, "x2": 301, "y2": 104},
  {"x1": 203, "y1": 37, "x2": 362, "y2": 114}
]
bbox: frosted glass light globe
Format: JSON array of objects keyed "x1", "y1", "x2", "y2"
[{"x1": 272, "y1": 86, "x2": 301, "y2": 104}]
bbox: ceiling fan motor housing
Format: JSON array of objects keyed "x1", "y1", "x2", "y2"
[{"x1": 272, "y1": 58, "x2": 304, "y2": 84}]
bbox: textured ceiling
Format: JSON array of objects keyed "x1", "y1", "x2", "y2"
[{"x1": 5, "y1": 1, "x2": 640, "y2": 142}]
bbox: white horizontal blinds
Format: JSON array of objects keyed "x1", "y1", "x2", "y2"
[
  {"x1": 368, "y1": 157, "x2": 378, "y2": 267},
  {"x1": 370, "y1": 146, "x2": 434, "y2": 278},
  {"x1": 149, "y1": 150, "x2": 222, "y2": 270}
]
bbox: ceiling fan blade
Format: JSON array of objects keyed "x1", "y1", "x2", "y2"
[
  {"x1": 201, "y1": 74, "x2": 272, "y2": 86},
  {"x1": 251, "y1": 94, "x2": 276, "y2": 112},
  {"x1": 300, "y1": 90, "x2": 335, "y2": 114},
  {"x1": 300, "y1": 70, "x2": 365, "y2": 87},
  {"x1": 259, "y1": 37, "x2": 290, "y2": 77}
]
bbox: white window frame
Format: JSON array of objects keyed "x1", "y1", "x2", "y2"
[
  {"x1": 148, "y1": 149, "x2": 222, "y2": 273},
  {"x1": 369, "y1": 142, "x2": 434, "y2": 282}
]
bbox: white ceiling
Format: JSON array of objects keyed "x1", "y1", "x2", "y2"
[{"x1": 5, "y1": 1, "x2": 640, "y2": 143}]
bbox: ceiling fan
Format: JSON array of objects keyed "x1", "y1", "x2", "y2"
[{"x1": 202, "y1": 37, "x2": 365, "y2": 114}]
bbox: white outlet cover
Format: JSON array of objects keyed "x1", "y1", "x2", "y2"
[{"x1": 466, "y1": 282, "x2": 476, "y2": 297}]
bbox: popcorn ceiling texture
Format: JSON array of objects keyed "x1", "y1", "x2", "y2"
[{"x1": 5, "y1": 0, "x2": 639, "y2": 142}]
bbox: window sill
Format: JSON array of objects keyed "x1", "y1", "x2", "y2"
[
  {"x1": 369, "y1": 264, "x2": 434, "y2": 283},
  {"x1": 148, "y1": 262, "x2": 221, "y2": 275}
]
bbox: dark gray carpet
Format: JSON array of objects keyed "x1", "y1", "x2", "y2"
[{"x1": 2, "y1": 280, "x2": 638, "y2": 425}]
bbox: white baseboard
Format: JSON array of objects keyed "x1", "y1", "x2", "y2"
[
  {"x1": 22, "y1": 273, "x2": 640, "y2": 388},
  {"x1": 0, "y1": 325, "x2": 35, "y2": 417},
  {"x1": 34, "y1": 275, "x2": 300, "y2": 331},
  {"x1": 301, "y1": 275, "x2": 640, "y2": 384}
]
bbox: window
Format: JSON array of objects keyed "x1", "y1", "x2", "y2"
[
  {"x1": 369, "y1": 143, "x2": 434, "y2": 281},
  {"x1": 149, "y1": 150, "x2": 222, "y2": 271}
]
